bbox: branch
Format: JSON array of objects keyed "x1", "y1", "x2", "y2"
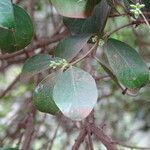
[
  {"x1": 72, "y1": 128, "x2": 87, "y2": 150},
  {"x1": 90, "y1": 123, "x2": 117, "y2": 150},
  {"x1": 70, "y1": 42, "x2": 99, "y2": 66},
  {"x1": 104, "y1": 19, "x2": 150, "y2": 38},
  {"x1": 87, "y1": 130, "x2": 94, "y2": 150},
  {"x1": 0, "y1": 74, "x2": 20, "y2": 99},
  {"x1": 47, "y1": 122, "x2": 60, "y2": 150},
  {"x1": 0, "y1": 30, "x2": 69, "y2": 60},
  {"x1": 21, "y1": 113, "x2": 35, "y2": 150}
]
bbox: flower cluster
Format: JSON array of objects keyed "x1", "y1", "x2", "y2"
[
  {"x1": 130, "y1": 3, "x2": 145, "y2": 18},
  {"x1": 49, "y1": 59, "x2": 68, "y2": 69}
]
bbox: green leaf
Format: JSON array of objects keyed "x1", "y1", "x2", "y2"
[
  {"x1": 55, "y1": 34, "x2": 91, "y2": 61},
  {"x1": 95, "y1": 57, "x2": 122, "y2": 89},
  {"x1": 106, "y1": 0, "x2": 120, "y2": 13},
  {"x1": 11, "y1": 5, "x2": 34, "y2": 50},
  {"x1": 33, "y1": 72, "x2": 60, "y2": 115},
  {"x1": 51, "y1": 0, "x2": 100, "y2": 18},
  {"x1": 21, "y1": 54, "x2": 52, "y2": 80},
  {"x1": 53, "y1": 66, "x2": 98, "y2": 121},
  {"x1": 0, "y1": 2, "x2": 34, "y2": 53},
  {"x1": 104, "y1": 38, "x2": 149, "y2": 89},
  {"x1": 21, "y1": 54, "x2": 63, "y2": 80},
  {"x1": 0, "y1": 0, "x2": 15, "y2": 28},
  {"x1": 63, "y1": 0, "x2": 110, "y2": 34}
]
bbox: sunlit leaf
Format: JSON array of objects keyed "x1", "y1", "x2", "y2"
[
  {"x1": 53, "y1": 66, "x2": 98, "y2": 121},
  {"x1": 104, "y1": 38, "x2": 149, "y2": 89}
]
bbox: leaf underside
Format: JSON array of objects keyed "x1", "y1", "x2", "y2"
[{"x1": 53, "y1": 66, "x2": 98, "y2": 121}]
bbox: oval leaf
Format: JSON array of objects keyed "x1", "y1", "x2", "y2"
[
  {"x1": 21, "y1": 54, "x2": 64, "y2": 80},
  {"x1": 63, "y1": 0, "x2": 110, "y2": 34},
  {"x1": 0, "y1": 3, "x2": 34, "y2": 53},
  {"x1": 53, "y1": 66, "x2": 98, "y2": 121},
  {"x1": 95, "y1": 57, "x2": 122, "y2": 89},
  {"x1": 0, "y1": 0, "x2": 15, "y2": 28},
  {"x1": 21, "y1": 54, "x2": 53, "y2": 80},
  {"x1": 33, "y1": 73, "x2": 60, "y2": 115},
  {"x1": 55, "y1": 34, "x2": 91, "y2": 61},
  {"x1": 104, "y1": 38, "x2": 149, "y2": 89},
  {"x1": 51, "y1": 0, "x2": 100, "y2": 18}
]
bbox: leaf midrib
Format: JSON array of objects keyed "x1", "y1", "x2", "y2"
[{"x1": 108, "y1": 42, "x2": 141, "y2": 86}]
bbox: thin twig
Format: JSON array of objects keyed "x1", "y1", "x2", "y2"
[
  {"x1": 140, "y1": 12, "x2": 150, "y2": 29},
  {"x1": 47, "y1": 122, "x2": 60, "y2": 150},
  {"x1": 104, "y1": 19, "x2": 150, "y2": 38},
  {"x1": 21, "y1": 113, "x2": 35, "y2": 150},
  {"x1": 87, "y1": 132, "x2": 94, "y2": 150},
  {"x1": 104, "y1": 22, "x2": 134, "y2": 38},
  {"x1": 72, "y1": 128, "x2": 87, "y2": 150},
  {"x1": 0, "y1": 74, "x2": 20, "y2": 99},
  {"x1": 90, "y1": 123, "x2": 117, "y2": 150},
  {"x1": 0, "y1": 30, "x2": 69, "y2": 60},
  {"x1": 70, "y1": 42, "x2": 99, "y2": 66}
]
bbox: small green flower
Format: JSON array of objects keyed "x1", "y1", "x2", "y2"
[
  {"x1": 130, "y1": 3, "x2": 145, "y2": 19},
  {"x1": 91, "y1": 35, "x2": 99, "y2": 43},
  {"x1": 98, "y1": 39, "x2": 105, "y2": 46},
  {"x1": 49, "y1": 59, "x2": 69, "y2": 69}
]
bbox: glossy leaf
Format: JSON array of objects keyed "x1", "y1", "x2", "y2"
[
  {"x1": 21, "y1": 54, "x2": 52, "y2": 80},
  {"x1": 21, "y1": 54, "x2": 63, "y2": 80},
  {"x1": 53, "y1": 66, "x2": 98, "y2": 121},
  {"x1": 0, "y1": 2, "x2": 34, "y2": 53},
  {"x1": 95, "y1": 57, "x2": 122, "y2": 89},
  {"x1": 55, "y1": 34, "x2": 91, "y2": 61},
  {"x1": 33, "y1": 73, "x2": 60, "y2": 115},
  {"x1": 63, "y1": 0, "x2": 110, "y2": 34},
  {"x1": 104, "y1": 38, "x2": 149, "y2": 89},
  {"x1": 0, "y1": 0, "x2": 15, "y2": 28},
  {"x1": 51, "y1": 0, "x2": 100, "y2": 18}
]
